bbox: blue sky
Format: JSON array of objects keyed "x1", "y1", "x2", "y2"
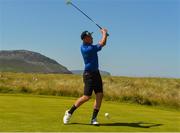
[{"x1": 0, "y1": 0, "x2": 179, "y2": 78}]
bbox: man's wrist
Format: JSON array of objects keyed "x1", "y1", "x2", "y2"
[{"x1": 102, "y1": 32, "x2": 106, "y2": 35}]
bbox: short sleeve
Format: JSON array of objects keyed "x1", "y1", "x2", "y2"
[{"x1": 94, "y1": 44, "x2": 102, "y2": 52}]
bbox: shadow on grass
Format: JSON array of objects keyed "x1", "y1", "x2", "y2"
[
  {"x1": 70, "y1": 122, "x2": 163, "y2": 128},
  {"x1": 100, "y1": 122, "x2": 163, "y2": 128}
]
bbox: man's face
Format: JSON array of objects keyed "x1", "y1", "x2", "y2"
[{"x1": 83, "y1": 35, "x2": 93, "y2": 44}]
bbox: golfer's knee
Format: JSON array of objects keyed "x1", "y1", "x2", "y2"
[
  {"x1": 82, "y1": 95, "x2": 91, "y2": 101},
  {"x1": 97, "y1": 92, "x2": 103, "y2": 98}
]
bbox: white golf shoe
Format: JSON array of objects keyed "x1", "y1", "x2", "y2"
[
  {"x1": 63, "y1": 110, "x2": 72, "y2": 124},
  {"x1": 91, "y1": 118, "x2": 99, "y2": 125}
]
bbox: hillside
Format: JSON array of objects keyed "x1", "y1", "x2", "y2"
[{"x1": 0, "y1": 50, "x2": 72, "y2": 74}]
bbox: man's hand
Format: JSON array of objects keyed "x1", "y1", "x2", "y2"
[
  {"x1": 99, "y1": 28, "x2": 108, "y2": 47},
  {"x1": 101, "y1": 28, "x2": 108, "y2": 37}
]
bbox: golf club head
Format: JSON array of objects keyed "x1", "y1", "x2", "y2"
[{"x1": 66, "y1": 0, "x2": 72, "y2": 5}]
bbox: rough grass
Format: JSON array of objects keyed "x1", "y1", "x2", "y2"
[{"x1": 0, "y1": 72, "x2": 180, "y2": 108}]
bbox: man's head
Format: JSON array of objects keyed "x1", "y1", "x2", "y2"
[{"x1": 81, "y1": 31, "x2": 93, "y2": 44}]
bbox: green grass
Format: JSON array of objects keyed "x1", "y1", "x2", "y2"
[
  {"x1": 0, "y1": 94, "x2": 179, "y2": 132},
  {"x1": 0, "y1": 72, "x2": 180, "y2": 108}
]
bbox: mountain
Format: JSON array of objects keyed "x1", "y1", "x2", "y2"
[
  {"x1": 71, "y1": 70, "x2": 111, "y2": 76},
  {"x1": 0, "y1": 50, "x2": 72, "y2": 74}
]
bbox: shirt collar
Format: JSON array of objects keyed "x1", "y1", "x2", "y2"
[{"x1": 83, "y1": 43, "x2": 92, "y2": 45}]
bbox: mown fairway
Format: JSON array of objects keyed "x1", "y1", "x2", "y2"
[{"x1": 0, "y1": 94, "x2": 179, "y2": 132}]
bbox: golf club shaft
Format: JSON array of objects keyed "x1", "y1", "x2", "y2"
[{"x1": 70, "y1": 2, "x2": 109, "y2": 36}]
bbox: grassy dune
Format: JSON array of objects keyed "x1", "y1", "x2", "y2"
[{"x1": 0, "y1": 72, "x2": 180, "y2": 108}]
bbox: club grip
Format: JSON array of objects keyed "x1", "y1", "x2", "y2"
[{"x1": 96, "y1": 24, "x2": 109, "y2": 36}]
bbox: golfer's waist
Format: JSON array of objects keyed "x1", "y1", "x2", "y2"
[{"x1": 84, "y1": 69, "x2": 100, "y2": 74}]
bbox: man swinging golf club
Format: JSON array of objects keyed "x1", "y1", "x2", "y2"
[{"x1": 63, "y1": 28, "x2": 108, "y2": 125}]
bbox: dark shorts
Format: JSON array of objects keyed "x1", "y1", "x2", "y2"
[{"x1": 83, "y1": 70, "x2": 103, "y2": 96}]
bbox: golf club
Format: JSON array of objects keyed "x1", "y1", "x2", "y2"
[{"x1": 66, "y1": 0, "x2": 109, "y2": 36}]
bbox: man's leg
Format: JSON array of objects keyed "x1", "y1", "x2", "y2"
[
  {"x1": 94, "y1": 92, "x2": 103, "y2": 110},
  {"x1": 63, "y1": 95, "x2": 91, "y2": 124},
  {"x1": 69, "y1": 95, "x2": 91, "y2": 114},
  {"x1": 63, "y1": 71, "x2": 93, "y2": 124},
  {"x1": 75, "y1": 95, "x2": 91, "y2": 107},
  {"x1": 91, "y1": 92, "x2": 103, "y2": 124}
]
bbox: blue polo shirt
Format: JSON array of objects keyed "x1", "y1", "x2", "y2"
[{"x1": 81, "y1": 43, "x2": 102, "y2": 71}]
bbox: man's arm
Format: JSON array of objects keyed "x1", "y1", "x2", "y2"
[{"x1": 99, "y1": 28, "x2": 108, "y2": 47}]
